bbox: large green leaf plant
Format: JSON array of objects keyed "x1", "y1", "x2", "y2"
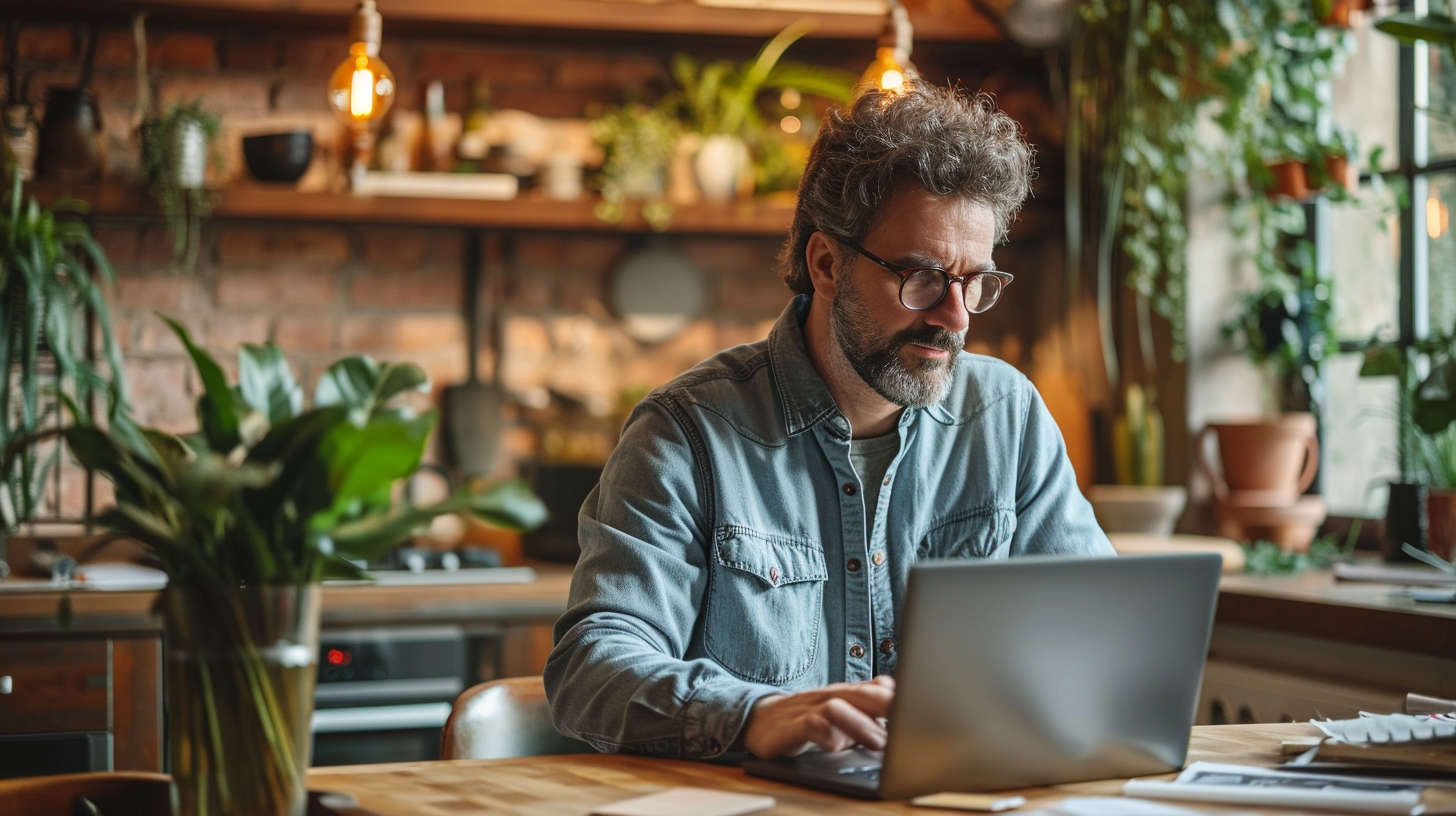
[{"x1": 61, "y1": 317, "x2": 547, "y2": 590}]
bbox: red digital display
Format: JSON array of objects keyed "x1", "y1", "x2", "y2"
[{"x1": 326, "y1": 648, "x2": 351, "y2": 667}]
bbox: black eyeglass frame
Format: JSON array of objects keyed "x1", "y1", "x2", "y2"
[{"x1": 838, "y1": 238, "x2": 1014, "y2": 314}]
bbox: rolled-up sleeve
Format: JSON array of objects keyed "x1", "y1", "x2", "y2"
[{"x1": 544, "y1": 399, "x2": 780, "y2": 756}]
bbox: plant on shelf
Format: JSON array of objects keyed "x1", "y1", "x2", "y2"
[
  {"x1": 665, "y1": 22, "x2": 855, "y2": 202},
  {"x1": 45, "y1": 317, "x2": 547, "y2": 816},
  {"x1": 590, "y1": 100, "x2": 682, "y2": 230},
  {"x1": 0, "y1": 170, "x2": 125, "y2": 561},
  {"x1": 142, "y1": 98, "x2": 220, "y2": 270},
  {"x1": 1220, "y1": 263, "x2": 1337, "y2": 415}
]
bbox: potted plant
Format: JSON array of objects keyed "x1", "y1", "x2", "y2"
[
  {"x1": 50, "y1": 317, "x2": 547, "y2": 816},
  {"x1": 589, "y1": 100, "x2": 682, "y2": 230},
  {"x1": 1087, "y1": 383, "x2": 1188, "y2": 536},
  {"x1": 142, "y1": 98, "x2": 220, "y2": 270},
  {"x1": 0, "y1": 171, "x2": 125, "y2": 569},
  {"x1": 665, "y1": 22, "x2": 855, "y2": 202},
  {"x1": 1359, "y1": 326, "x2": 1456, "y2": 562}
]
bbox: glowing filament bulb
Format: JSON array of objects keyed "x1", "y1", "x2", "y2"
[{"x1": 351, "y1": 60, "x2": 374, "y2": 118}]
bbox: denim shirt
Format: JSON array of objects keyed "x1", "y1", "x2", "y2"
[{"x1": 544, "y1": 295, "x2": 1113, "y2": 757}]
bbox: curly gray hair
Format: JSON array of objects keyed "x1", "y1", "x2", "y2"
[{"x1": 779, "y1": 80, "x2": 1035, "y2": 294}]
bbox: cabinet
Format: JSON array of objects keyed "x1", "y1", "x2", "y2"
[{"x1": 0, "y1": 635, "x2": 162, "y2": 777}]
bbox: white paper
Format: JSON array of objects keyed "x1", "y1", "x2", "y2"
[
  {"x1": 590, "y1": 787, "x2": 774, "y2": 816},
  {"x1": 1124, "y1": 762, "x2": 1425, "y2": 816}
]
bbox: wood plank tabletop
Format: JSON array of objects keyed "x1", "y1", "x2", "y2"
[{"x1": 306, "y1": 723, "x2": 1456, "y2": 815}]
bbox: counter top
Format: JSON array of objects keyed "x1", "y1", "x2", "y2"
[{"x1": 0, "y1": 569, "x2": 574, "y2": 637}]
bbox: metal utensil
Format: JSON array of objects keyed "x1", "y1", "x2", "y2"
[{"x1": 440, "y1": 231, "x2": 506, "y2": 478}]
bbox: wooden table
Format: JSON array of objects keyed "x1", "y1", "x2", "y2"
[{"x1": 305, "y1": 723, "x2": 1456, "y2": 815}]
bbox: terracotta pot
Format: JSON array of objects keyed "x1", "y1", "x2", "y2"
[
  {"x1": 1265, "y1": 160, "x2": 1309, "y2": 202},
  {"x1": 1324, "y1": 154, "x2": 1355, "y2": 192},
  {"x1": 1197, "y1": 414, "x2": 1319, "y2": 505},
  {"x1": 1429, "y1": 489, "x2": 1456, "y2": 562},
  {"x1": 1214, "y1": 494, "x2": 1326, "y2": 552}
]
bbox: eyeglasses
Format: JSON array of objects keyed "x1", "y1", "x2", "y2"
[{"x1": 839, "y1": 239, "x2": 1013, "y2": 314}]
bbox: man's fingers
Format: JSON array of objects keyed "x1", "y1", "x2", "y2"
[
  {"x1": 822, "y1": 682, "x2": 895, "y2": 720},
  {"x1": 821, "y1": 697, "x2": 889, "y2": 750}
]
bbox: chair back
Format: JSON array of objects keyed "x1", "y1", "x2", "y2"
[{"x1": 440, "y1": 676, "x2": 594, "y2": 760}]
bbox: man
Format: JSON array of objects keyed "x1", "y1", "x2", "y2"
[{"x1": 545, "y1": 80, "x2": 1113, "y2": 762}]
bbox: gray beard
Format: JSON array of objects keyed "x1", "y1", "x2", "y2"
[{"x1": 830, "y1": 278, "x2": 964, "y2": 408}]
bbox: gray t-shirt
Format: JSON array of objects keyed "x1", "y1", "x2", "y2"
[{"x1": 851, "y1": 432, "x2": 901, "y2": 533}]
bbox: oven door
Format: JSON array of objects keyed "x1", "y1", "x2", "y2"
[{"x1": 311, "y1": 626, "x2": 466, "y2": 766}]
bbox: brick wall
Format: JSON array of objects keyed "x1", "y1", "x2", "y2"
[{"x1": 9, "y1": 14, "x2": 1068, "y2": 514}]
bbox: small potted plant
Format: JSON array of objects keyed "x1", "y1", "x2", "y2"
[
  {"x1": 665, "y1": 23, "x2": 855, "y2": 202},
  {"x1": 589, "y1": 100, "x2": 682, "y2": 230},
  {"x1": 142, "y1": 98, "x2": 220, "y2": 270}
]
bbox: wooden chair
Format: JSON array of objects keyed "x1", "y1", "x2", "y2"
[
  {"x1": 0, "y1": 771, "x2": 171, "y2": 816},
  {"x1": 440, "y1": 676, "x2": 594, "y2": 760}
]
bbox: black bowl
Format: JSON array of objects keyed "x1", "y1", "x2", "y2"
[{"x1": 242, "y1": 131, "x2": 313, "y2": 183}]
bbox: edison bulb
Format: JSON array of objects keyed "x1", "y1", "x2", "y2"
[
  {"x1": 329, "y1": 44, "x2": 395, "y2": 125},
  {"x1": 861, "y1": 47, "x2": 908, "y2": 94}
]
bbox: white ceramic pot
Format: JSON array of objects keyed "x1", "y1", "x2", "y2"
[
  {"x1": 693, "y1": 134, "x2": 749, "y2": 203},
  {"x1": 1086, "y1": 484, "x2": 1189, "y2": 536}
]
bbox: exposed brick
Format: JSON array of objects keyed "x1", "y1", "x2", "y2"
[
  {"x1": 91, "y1": 224, "x2": 140, "y2": 265},
  {"x1": 93, "y1": 30, "x2": 136, "y2": 68},
  {"x1": 18, "y1": 26, "x2": 74, "y2": 63},
  {"x1": 556, "y1": 56, "x2": 665, "y2": 92},
  {"x1": 508, "y1": 271, "x2": 552, "y2": 312},
  {"x1": 220, "y1": 38, "x2": 279, "y2": 72},
  {"x1": 563, "y1": 235, "x2": 625, "y2": 270},
  {"x1": 217, "y1": 226, "x2": 350, "y2": 270},
  {"x1": 152, "y1": 34, "x2": 217, "y2": 71},
  {"x1": 678, "y1": 237, "x2": 775, "y2": 275},
  {"x1": 130, "y1": 312, "x2": 195, "y2": 355},
  {"x1": 516, "y1": 235, "x2": 566, "y2": 268},
  {"x1": 122, "y1": 357, "x2": 196, "y2": 432},
  {"x1": 416, "y1": 48, "x2": 548, "y2": 87},
  {"x1": 271, "y1": 79, "x2": 329, "y2": 113},
  {"x1": 157, "y1": 76, "x2": 269, "y2": 114},
  {"x1": 216, "y1": 267, "x2": 338, "y2": 308},
  {"x1": 339, "y1": 314, "x2": 463, "y2": 355},
  {"x1": 349, "y1": 267, "x2": 463, "y2": 310},
  {"x1": 273, "y1": 314, "x2": 337, "y2": 354},
  {"x1": 713, "y1": 269, "x2": 789, "y2": 317},
  {"x1": 111, "y1": 270, "x2": 208, "y2": 311},
  {"x1": 281, "y1": 35, "x2": 352, "y2": 77},
  {"x1": 205, "y1": 312, "x2": 272, "y2": 354}
]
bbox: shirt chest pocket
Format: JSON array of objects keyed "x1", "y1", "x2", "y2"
[
  {"x1": 705, "y1": 526, "x2": 827, "y2": 685},
  {"x1": 917, "y1": 507, "x2": 1017, "y2": 560}
]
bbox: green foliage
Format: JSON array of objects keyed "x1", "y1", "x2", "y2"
[
  {"x1": 142, "y1": 99, "x2": 221, "y2": 270},
  {"x1": 589, "y1": 101, "x2": 681, "y2": 228},
  {"x1": 1359, "y1": 327, "x2": 1456, "y2": 486},
  {"x1": 0, "y1": 172, "x2": 125, "y2": 536},
  {"x1": 1112, "y1": 383, "x2": 1165, "y2": 486},
  {"x1": 54, "y1": 317, "x2": 547, "y2": 590},
  {"x1": 1220, "y1": 263, "x2": 1336, "y2": 414},
  {"x1": 1241, "y1": 534, "x2": 1347, "y2": 576},
  {"x1": 665, "y1": 22, "x2": 855, "y2": 139}
]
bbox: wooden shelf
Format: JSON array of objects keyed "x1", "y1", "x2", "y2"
[
  {"x1": 29, "y1": 182, "x2": 796, "y2": 236},
  {"x1": 5, "y1": 0, "x2": 1001, "y2": 43}
]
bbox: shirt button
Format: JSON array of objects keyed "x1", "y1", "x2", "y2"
[
  {"x1": 879, "y1": 638, "x2": 896, "y2": 655},
  {"x1": 843, "y1": 483, "x2": 857, "y2": 496},
  {"x1": 849, "y1": 644, "x2": 866, "y2": 659},
  {"x1": 707, "y1": 739, "x2": 721, "y2": 754},
  {"x1": 871, "y1": 551, "x2": 886, "y2": 567},
  {"x1": 847, "y1": 558, "x2": 861, "y2": 572},
  {"x1": 883, "y1": 477, "x2": 891, "y2": 486},
  {"x1": 768, "y1": 566, "x2": 780, "y2": 583}
]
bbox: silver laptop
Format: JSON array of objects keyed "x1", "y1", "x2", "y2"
[{"x1": 742, "y1": 552, "x2": 1222, "y2": 800}]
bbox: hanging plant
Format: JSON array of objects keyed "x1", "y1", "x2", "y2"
[{"x1": 142, "y1": 98, "x2": 220, "y2": 270}]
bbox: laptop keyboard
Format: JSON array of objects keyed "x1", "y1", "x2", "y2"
[{"x1": 836, "y1": 763, "x2": 882, "y2": 785}]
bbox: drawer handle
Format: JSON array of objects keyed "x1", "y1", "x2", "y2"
[{"x1": 0, "y1": 675, "x2": 10, "y2": 694}]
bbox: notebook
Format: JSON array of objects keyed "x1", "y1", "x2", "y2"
[{"x1": 741, "y1": 552, "x2": 1223, "y2": 800}]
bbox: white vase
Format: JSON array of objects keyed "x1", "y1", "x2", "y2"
[{"x1": 693, "y1": 134, "x2": 748, "y2": 203}]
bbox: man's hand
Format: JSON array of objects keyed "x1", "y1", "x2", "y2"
[{"x1": 740, "y1": 675, "x2": 896, "y2": 759}]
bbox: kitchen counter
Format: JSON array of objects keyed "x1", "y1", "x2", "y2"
[{"x1": 0, "y1": 568, "x2": 575, "y2": 637}]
